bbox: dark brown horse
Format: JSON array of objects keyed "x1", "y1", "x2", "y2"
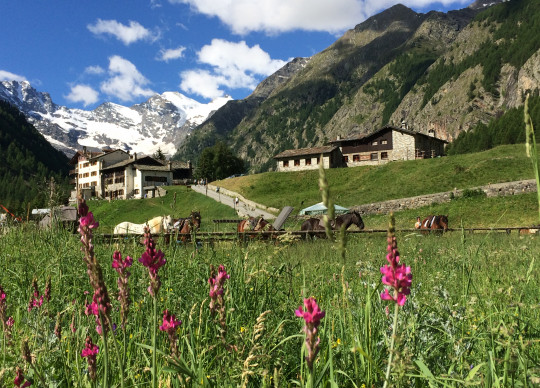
[
  {"x1": 237, "y1": 216, "x2": 275, "y2": 239},
  {"x1": 301, "y1": 211, "x2": 365, "y2": 239},
  {"x1": 418, "y1": 215, "x2": 448, "y2": 234},
  {"x1": 172, "y1": 211, "x2": 201, "y2": 241}
]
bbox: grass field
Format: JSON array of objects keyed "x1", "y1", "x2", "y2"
[
  {"x1": 0, "y1": 214, "x2": 538, "y2": 387},
  {"x1": 214, "y1": 144, "x2": 538, "y2": 212}
]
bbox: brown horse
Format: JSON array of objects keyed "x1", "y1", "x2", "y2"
[
  {"x1": 301, "y1": 211, "x2": 365, "y2": 239},
  {"x1": 172, "y1": 211, "x2": 201, "y2": 241},
  {"x1": 419, "y1": 215, "x2": 448, "y2": 234},
  {"x1": 237, "y1": 216, "x2": 275, "y2": 239}
]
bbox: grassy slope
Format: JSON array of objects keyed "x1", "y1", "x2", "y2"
[
  {"x1": 88, "y1": 144, "x2": 538, "y2": 231},
  {"x1": 215, "y1": 144, "x2": 537, "y2": 211},
  {"x1": 89, "y1": 186, "x2": 237, "y2": 234}
]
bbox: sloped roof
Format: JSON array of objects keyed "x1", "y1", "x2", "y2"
[
  {"x1": 274, "y1": 146, "x2": 338, "y2": 159},
  {"x1": 329, "y1": 125, "x2": 448, "y2": 144}
]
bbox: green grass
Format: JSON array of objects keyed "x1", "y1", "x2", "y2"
[
  {"x1": 89, "y1": 186, "x2": 238, "y2": 234},
  {"x1": 216, "y1": 144, "x2": 538, "y2": 212},
  {"x1": 0, "y1": 222, "x2": 538, "y2": 387}
]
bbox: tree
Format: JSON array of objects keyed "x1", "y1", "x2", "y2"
[
  {"x1": 153, "y1": 148, "x2": 166, "y2": 161},
  {"x1": 194, "y1": 142, "x2": 245, "y2": 181}
]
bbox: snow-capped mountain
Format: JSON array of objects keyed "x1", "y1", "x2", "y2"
[{"x1": 0, "y1": 80, "x2": 231, "y2": 157}]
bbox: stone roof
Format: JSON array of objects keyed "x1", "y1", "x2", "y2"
[{"x1": 274, "y1": 146, "x2": 338, "y2": 159}]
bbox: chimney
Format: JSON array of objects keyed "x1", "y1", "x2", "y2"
[
  {"x1": 168, "y1": 161, "x2": 172, "y2": 171},
  {"x1": 83, "y1": 146, "x2": 87, "y2": 154},
  {"x1": 337, "y1": 135, "x2": 341, "y2": 140},
  {"x1": 133, "y1": 152, "x2": 137, "y2": 160}
]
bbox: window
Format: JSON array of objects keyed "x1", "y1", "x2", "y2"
[
  {"x1": 305, "y1": 158, "x2": 311, "y2": 165},
  {"x1": 91, "y1": 181, "x2": 97, "y2": 187},
  {"x1": 91, "y1": 171, "x2": 97, "y2": 176},
  {"x1": 91, "y1": 161, "x2": 97, "y2": 166},
  {"x1": 370, "y1": 153, "x2": 378, "y2": 160},
  {"x1": 283, "y1": 160, "x2": 289, "y2": 167},
  {"x1": 353, "y1": 154, "x2": 360, "y2": 162},
  {"x1": 84, "y1": 172, "x2": 89, "y2": 178},
  {"x1": 134, "y1": 189, "x2": 140, "y2": 195},
  {"x1": 115, "y1": 177, "x2": 125, "y2": 183},
  {"x1": 316, "y1": 157, "x2": 320, "y2": 164},
  {"x1": 83, "y1": 162, "x2": 89, "y2": 168},
  {"x1": 343, "y1": 155, "x2": 349, "y2": 163},
  {"x1": 372, "y1": 141, "x2": 378, "y2": 146},
  {"x1": 294, "y1": 159, "x2": 300, "y2": 166},
  {"x1": 381, "y1": 152, "x2": 388, "y2": 160},
  {"x1": 381, "y1": 139, "x2": 388, "y2": 145},
  {"x1": 145, "y1": 176, "x2": 167, "y2": 182}
]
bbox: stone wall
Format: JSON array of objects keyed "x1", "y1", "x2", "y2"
[{"x1": 352, "y1": 179, "x2": 538, "y2": 215}]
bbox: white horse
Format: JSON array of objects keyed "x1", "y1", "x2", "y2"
[{"x1": 113, "y1": 215, "x2": 173, "y2": 235}]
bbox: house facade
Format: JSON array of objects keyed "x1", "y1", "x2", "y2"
[
  {"x1": 101, "y1": 155, "x2": 174, "y2": 199},
  {"x1": 69, "y1": 148, "x2": 131, "y2": 199},
  {"x1": 273, "y1": 146, "x2": 343, "y2": 172},
  {"x1": 329, "y1": 126, "x2": 447, "y2": 167},
  {"x1": 69, "y1": 148, "x2": 193, "y2": 200}
]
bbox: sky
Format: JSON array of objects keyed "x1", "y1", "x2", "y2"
[{"x1": 0, "y1": 0, "x2": 472, "y2": 109}]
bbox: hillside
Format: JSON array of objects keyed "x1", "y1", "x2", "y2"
[
  {"x1": 0, "y1": 101, "x2": 70, "y2": 216},
  {"x1": 214, "y1": 144, "x2": 538, "y2": 212},
  {"x1": 175, "y1": 0, "x2": 539, "y2": 173}
]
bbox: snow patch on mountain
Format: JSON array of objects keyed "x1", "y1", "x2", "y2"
[{"x1": 0, "y1": 80, "x2": 231, "y2": 157}]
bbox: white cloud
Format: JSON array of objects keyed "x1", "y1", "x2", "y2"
[
  {"x1": 0, "y1": 70, "x2": 27, "y2": 82},
  {"x1": 87, "y1": 19, "x2": 156, "y2": 45},
  {"x1": 65, "y1": 84, "x2": 100, "y2": 106},
  {"x1": 157, "y1": 46, "x2": 186, "y2": 62},
  {"x1": 180, "y1": 69, "x2": 226, "y2": 100},
  {"x1": 84, "y1": 65, "x2": 105, "y2": 75},
  {"x1": 180, "y1": 39, "x2": 287, "y2": 99},
  {"x1": 100, "y1": 55, "x2": 155, "y2": 102},
  {"x1": 171, "y1": 0, "x2": 470, "y2": 34}
]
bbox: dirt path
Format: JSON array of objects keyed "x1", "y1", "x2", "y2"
[{"x1": 190, "y1": 184, "x2": 275, "y2": 219}]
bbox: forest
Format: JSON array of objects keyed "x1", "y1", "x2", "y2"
[{"x1": 0, "y1": 101, "x2": 70, "y2": 217}]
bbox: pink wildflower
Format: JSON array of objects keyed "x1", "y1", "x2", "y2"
[
  {"x1": 380, "y1": 235, "x2": 412, "y2": 306},
  {"x1": 159, "y1": 309, "x2": 182, "y2": 356},
  {"x1": 27, "y1": 279, "x2": 43, "y2": 312},
  {"x1": 14, "y1": 367, "x2": 31, "y2": 387},
  {"x1": 139, "y1": 227, "x2": 165, "y2": 297},
  {"x1": 295, "y1": 297, "x2": 325, "y2": 370},
  {"x1": 159, "y1": 309, "x2": 182, "y2": 332},
  {"x1": 6, "y1": 316, "x2": 14, "y2": 327},
  {"x1": 0, "y1": 285, "x2": 7, "y2": 323},
  {"x1": 81, "y1": 336, "x2": 99, "y2": 381},
  {"x1": 112, "y1": 250, "x2": 132, "y2": 328}
]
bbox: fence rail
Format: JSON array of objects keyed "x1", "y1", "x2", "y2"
[{"x1": 94, "y1": 226, "x2": 538, "y2": 243}]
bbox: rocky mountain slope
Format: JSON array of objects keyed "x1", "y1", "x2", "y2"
[
  {"x1": 175, "y1": 0, "x2": 539, "y2": 172},
  {"x1": 0, "y1": 80, "x2": 230, "y2": 157}
]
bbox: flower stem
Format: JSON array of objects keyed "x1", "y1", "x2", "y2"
[
  {"x1": 105, "y1": 315, "x2": 125, "y2": 388},
  {"x1": 152, "y1": 296, "x2": 158, "y2": 388},
  {"x1": 100, "y1": 314, "x2": 109, "y2": 388},
  {"x1": 383, "y1": 301, "x2": 400, "y2": 388}
]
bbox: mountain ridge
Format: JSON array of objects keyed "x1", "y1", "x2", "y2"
[{"x1": 0, "y1": 80, "x2": 231, "y2": 157}]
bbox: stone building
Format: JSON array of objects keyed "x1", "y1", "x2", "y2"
[
  {"x1": 329, "y1": 126, "x2": 447, "y2": 167},
  {"x1": 273, "y1": 146, "x2": 344, "y2": 172}
]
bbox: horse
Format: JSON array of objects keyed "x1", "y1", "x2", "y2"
[
  {"x1": 171, "y1": 211, "x2": 201, "y2": 242},
  {"x1": 300, "y1": 211, "x2": 365, "y2": 239},
  {"x1": 419, "y1": 215, "x2": 448, "y2": 234},
  {"x1": 237, "y1": 216, "x2": 275, "y2": 239},
  {"x1": 113, "y1": 215, "x2": 173, "y2": 235}
]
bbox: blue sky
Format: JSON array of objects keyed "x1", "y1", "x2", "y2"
[{"x1": 0, "y1": 0, "x2": 471, "y2": 109}]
